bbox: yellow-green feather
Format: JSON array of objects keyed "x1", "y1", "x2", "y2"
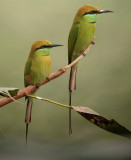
[
  {"x1": 68, "y1": 5, "x2": 99, "y2": 135},
  {"x1": 24, "y1": 40, "x2": 51, "y2": 143},
  {"x1": 68, "y1": 5, "x2": 99, "y2": 91}
]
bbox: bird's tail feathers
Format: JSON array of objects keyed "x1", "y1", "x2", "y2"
[
  {"x1": 69, "y1": 67, "x2": 77, "y2": 92},
  {"x1": 25, "y1": 98, "x2": 33, "y2": 144},
  {"x1": 68, "y1": 66, "x2": 77, "y2": 135},
  {"x1": 25, "y1": 98, "x2": 33, "y2": 124}
]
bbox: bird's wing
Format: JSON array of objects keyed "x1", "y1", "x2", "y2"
[
  {"x1": 68, "y1": 22, "x2": 80, "y2": 64},
  {"x1": 24, "y1": 58, "x2": 32, "y2": 87}
]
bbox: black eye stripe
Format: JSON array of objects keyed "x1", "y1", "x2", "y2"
[
  {"x1": 84, "y1": 10, "x2": 98, "y2": 15},
  {"x1": 36, "y1": 45, "x2": 51, "y2": 51}
]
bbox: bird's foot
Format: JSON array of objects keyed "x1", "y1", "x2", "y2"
[
  {"x1": 36, "y1": 84, "x2": 39, "y2": 88},
  {"x1": 91, "y1": 40, "x2": 95, "y2": 45},
  {"x1": 80, "y1": 52, "x2": 86, "y2": 57},
  {"x1": 46, "y1": 77, "x2": 50, "y2": 81}
]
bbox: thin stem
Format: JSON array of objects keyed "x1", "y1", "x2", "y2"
[{"x1": 27, "y1": 94, "x2": 72, "y2": 109}]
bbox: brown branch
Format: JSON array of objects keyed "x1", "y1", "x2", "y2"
[{"x1": 0, "y1": 37, "x2": 95, "y2": 107}]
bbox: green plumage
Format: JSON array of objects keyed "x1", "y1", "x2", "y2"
[
  {"x1": 68, "y1": 6, "x2": 99, "y2": 135},
  {"x1": 24, "y1": 49, "x2": 51, "y2": 87},
  {"x1": 68, "y1": 6, "x2": 98, "y2": 92},
  {"x1": 24, "y1": 40, "x2": 62, "y2": 143},
  {"x1": 68, "y1": 5, "x2": 112, "y2": 134}
]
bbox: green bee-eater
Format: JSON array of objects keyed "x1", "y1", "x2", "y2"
[
  {"x1": 24, "y1": 40, "x2": 62, "y2": 142},
  {"x1": 68, "y1": 5, "x2": 113, "y2": 134}
]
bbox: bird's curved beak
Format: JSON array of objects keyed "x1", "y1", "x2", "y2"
[
  {"x1": 98, "y1": 10, "x2": 113, "y2": 14},
  {"x1": 50, "y1": 44, "x2": 63, "y2": 48}
]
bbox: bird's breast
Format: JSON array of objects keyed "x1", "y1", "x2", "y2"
[
  {"x1": 30, "y1": 55, "x2": 51, "y2": 85},
  {"x1": 74, "y1": 21, "x2": 96, "y2": 54}
]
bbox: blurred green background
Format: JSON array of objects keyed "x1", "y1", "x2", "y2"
[{"x1": 0, "y1": 0, "x2": 131, "y2": 159}]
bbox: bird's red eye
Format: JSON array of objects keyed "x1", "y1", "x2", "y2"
[
  {"x1": 89, "y1": 11, "x2": 97, "y2": 14},
  {"x1": 84, "y1": 10, "x2": 97, "y2": 16}
]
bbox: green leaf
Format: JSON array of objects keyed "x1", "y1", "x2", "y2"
[
  {"x1": 72, "y1": 106, "x2": 131, "y2": 138},
  {"x1": 0, "y1": 87, "x2": 19, "y2": 98}
]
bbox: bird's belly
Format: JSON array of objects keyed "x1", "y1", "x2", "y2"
[
  {"x1": 74, "y1": 23, "x2": 96, "y2": 57},
  {"x1": 30, "y1": 56, "x2": 51, "y2": 85}
]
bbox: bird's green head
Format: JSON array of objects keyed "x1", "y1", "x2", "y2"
[
  {"x1": 30, "y1": 40, "x2": 63, "y2": 56},
  {"x1": 74, "y1": 5, "x2": 113, "y2": 24}
]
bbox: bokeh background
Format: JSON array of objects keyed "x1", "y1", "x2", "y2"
[{"x1": 0, "y1": 0, "x2": 131, "y2": 159}]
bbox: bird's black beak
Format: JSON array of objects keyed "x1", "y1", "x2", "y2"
[
  {"x1": 50, "y1": 44, "x2": 63, "y2": 48},
  {"x1": 98, "y1": 10, "x2": 113, "y2": 14}
]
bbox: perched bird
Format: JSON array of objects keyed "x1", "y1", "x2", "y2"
[
  {"x1": 68, "y1": 5, "x2": 113, "y2": 134},
  {"x1": 24, "y1": 40, "x2": 62, "y2": 143}
]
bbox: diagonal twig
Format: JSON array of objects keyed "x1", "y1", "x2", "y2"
[{"x1": 0, "y1": 37, "x2": 95, "y2": 107}]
